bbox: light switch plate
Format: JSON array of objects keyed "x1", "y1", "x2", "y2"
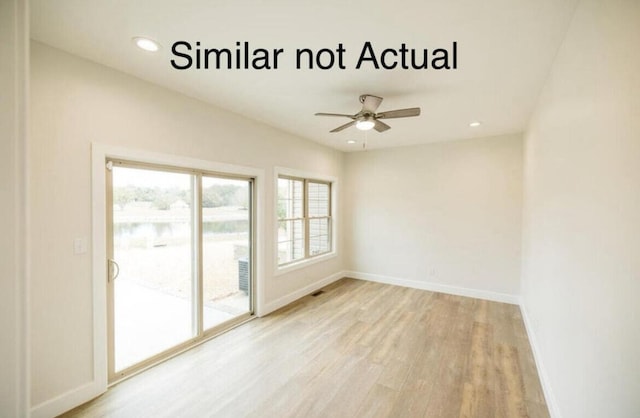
[{"x1": 73, "y1": 238, "x2": 88, "y2": 254}]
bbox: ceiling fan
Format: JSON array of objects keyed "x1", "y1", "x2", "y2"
[{"x1": 315, "y1": 94, "x2": 421, "y2": 133}]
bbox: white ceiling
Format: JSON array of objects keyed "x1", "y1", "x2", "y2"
[{"x1": 30, "y1": 0, "x2": 578, "y2": 151}]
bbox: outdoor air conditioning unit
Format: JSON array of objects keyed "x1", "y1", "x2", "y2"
[{"x1": 238, "y1": 258, "x2": 249, "y2": 293}]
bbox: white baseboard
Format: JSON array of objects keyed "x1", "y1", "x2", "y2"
[
  {"x1": 261, "y1": 270, "x2": 346, "y2": 316},
  {"x1": 345, "y1": 270, "x2": 519, "y2": 305},
  {"x1": 31, "y1": 379, "x2": 104, "y2": 418},
  {"x1": 519, "y1": 300, "x2": 562, "y2": 418}
]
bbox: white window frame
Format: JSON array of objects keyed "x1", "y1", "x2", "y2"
[{"x1": 274, "y1": 167, "x2": 337, "y2": 276}]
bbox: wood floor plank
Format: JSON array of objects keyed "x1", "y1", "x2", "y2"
[
  {"x1": 458, "y1": 321, "x2": 496, "y2": 418},
  {"x1": 525, "y1": 400, "x2": 552, "y2": 418},
  {"x1": 387, "y1": 295, "x2": 460, "y2": 417},
  {"x1": 367, "y1": 310, "x2": 416, "y2": 365},
  {"x1": 316, "y1": 358, "x2": 383, "y2": 418},
  {"x1": 355, "y1": 384, "x2": 399, "y2": 418},
  {"x1": 60, "y1": 278, "x2": 549, "y2": 418},
  {"x1": 377, "y1": 358, "x2": 411, "y2": 391},
  {"x1": 494, "y1": 343, "x2": 528, "y2": 418},
  {"x1": 423, "y1": 297, "x2": 474, "y2": 417}
]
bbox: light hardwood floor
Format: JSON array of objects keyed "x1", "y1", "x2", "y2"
[{"x1": 61, "y1": 278, "x2": 548, "y2": 418}]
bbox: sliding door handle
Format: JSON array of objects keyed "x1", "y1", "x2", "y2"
[{"x1": 108, "y1": 259, "x2": 120, "y2": 282}]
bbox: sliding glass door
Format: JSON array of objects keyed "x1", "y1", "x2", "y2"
[{"x1": 106, "y1": 161, "x2": 253, "y2": 382}]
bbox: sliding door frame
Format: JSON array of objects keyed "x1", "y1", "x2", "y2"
[
  {"x1": 92, "y1": 144, "x2": 265, "y2": 392},
  {"x1": 106, "y1": 158, "x2": 256, "y2": 383}
]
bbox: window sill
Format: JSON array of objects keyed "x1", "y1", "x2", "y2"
[{"x1": 274, "y1": 251, "x2": 337, "y2": 277}]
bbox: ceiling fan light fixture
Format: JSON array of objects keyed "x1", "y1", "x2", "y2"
[
  {"x1": 346, "y1": 139, "x2": 357, "y2": 144},
  {"x1": 133, "y1": 37, "x2": 161, "y2": 52},
  {"x1": 315, "y1": 94, "x2": 420, "y2": 133},
  {"x1": 356, "y1": 119, "x2": 375, "y2": 131}
]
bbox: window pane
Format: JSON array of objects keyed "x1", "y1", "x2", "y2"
[
  {"x1": 308, "y1": 182, "x2": 329, "y2": 217},
  {"x1": 201, "y1": 176, "x2": 251, "y2": 331},
  {"x1": 278, "y1": 178, "x2": 303, "y2": 219},
  {"x1": 278, "y1": 219, "x2": 305, "y2": 264},
  {"x1": 112, "y1": 166, "x2": 195, "y2": 372},
  {"x1": 309, "y1": 218, "x2": 331, "y2": 256}
]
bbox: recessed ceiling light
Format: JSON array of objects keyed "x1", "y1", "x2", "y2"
[
  {"x1": 346, "y1": 139, "x2": 357, "y2": 144},
  {"x1": 469, "y1": 121, "x2": 482, "y2": 127},
  {"x1": 133, "y1": 37, "x2": 161, "y2": 52}
]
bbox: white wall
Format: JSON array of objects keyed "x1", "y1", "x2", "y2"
[
  {"x1": 29, "y1": 42, "x2": 344, "y2": 412},
  {"x1": 0, "y1": 0, "x2": 29, "y2": 416},
  {"x1": 344, "y1": 134, "x2": 523, "y2": 301},
  {"x1": 520, "y1": 0, "x2": 640, "y2": 417}
]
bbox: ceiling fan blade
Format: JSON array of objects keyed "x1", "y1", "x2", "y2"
[
  {"x1": 374, "y1": 120, "x2": 391, "y2": 132},
  {"x1": 330, "y1": 120, "x2": 356, "y2": 133},
  {"x1": 315, "y1": 112, "x2": 355, "y2": 118},
  {"x1": 361, "y1": 95, "x2": 383, "y2": 113},
  {"x1": 376, "y1": 107, "x2": 421, "y2": 119}
]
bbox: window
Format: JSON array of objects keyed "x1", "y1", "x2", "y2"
[{"x1": 277, "y1": 176, "x2": 332, "y2": 266}]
